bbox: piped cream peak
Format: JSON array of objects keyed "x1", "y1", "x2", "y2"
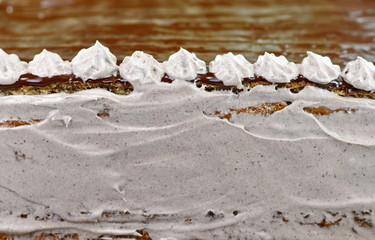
[
  {"x1": 298, "y1": 51, "x2": 341, "y2": 84},
  {"x1": 254, "y1": 52, "x2": 299, "y2": 83},
  {"x1": 342, "y1": 56, "x2": 375, "y2": 91},
  {"x1": 162, "y1": 47, "x2": 207, "y2": 80},
  {"x1": 0, "y1": 49, "x2": 28, "y2": 84},
  {"x1": 28, "y1": 49, "x2": 72, "y2": 77},
  {"x1": 209, "y1": 52, "x2": 253, "y2": 88},
  {"x1": 71, "y1": 41, "x2": 118, "y2": 81}
]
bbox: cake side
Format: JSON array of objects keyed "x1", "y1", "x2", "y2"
[
  {"x1": 0, "y1": 81, "x2": 374, "y2": 240},
  {"x1": 1, "y1": 45, "x2": 375, "y2": 100}
]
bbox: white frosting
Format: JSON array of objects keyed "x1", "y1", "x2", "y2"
[
  {"x1": 299, "y1": 51, "x2": 341, "y2": 84},
  {"x1": 119, "y1": 51, "x2": 164, "y2": 85},
  {"x1": 254, "y1": 52, "x2": 298, "y2": 83},
  {"x1": 28, "y1": 49, "x2": 72, "y2": 77},
  {"x1": 0, "y1": 49, "x2": 28, "y2": 84},
  {"x1": 1, "y1": 84, "x2": 375, "y2": 239},
  {"x1": 342, "y1": 56, "x2": 375, "y2": 91},
  {"x1": 71, "y1": 41, "x2": 118, "y2": 81},
  {"x1": 162, "y1": 48, "x2": 207, "y2": 80},
  {"x1": 209, "y1": 52, "x2": 253, "y2": 88}
]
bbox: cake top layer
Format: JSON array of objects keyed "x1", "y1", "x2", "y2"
[
  {"x1": 1, "y1": 0, "x2": 375, "y2": 97},
  {"x1": 1, "y1": 44, "x2": 375, "y2": 96}
]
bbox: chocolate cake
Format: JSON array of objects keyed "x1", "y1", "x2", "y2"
[{"x1": 1, "y1": 1, "x2": 375, "y2": 240}]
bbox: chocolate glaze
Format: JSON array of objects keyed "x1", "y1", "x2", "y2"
[
  {"x1": 0, "y1": 73, "x2": 372, "y2": 98},
  {"x1": 162, "y1": 72, "x2": 223, "y2": 85},
  {"x1": 1, "y1": 0, "x2": 375, "y2": 64},
  {"x1": 0, "y1": 74, "x2": 129, "y2": 89}
]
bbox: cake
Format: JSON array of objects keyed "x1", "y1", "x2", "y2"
[
  {"x1": 0, "y1": 40, "x2": 375, "y2": 240},
  {"x1": 1, "y1": 0, "x2": 375, "y2": 240}
]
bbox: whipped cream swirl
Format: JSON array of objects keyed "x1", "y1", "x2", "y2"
[
  {"x1": 119, "y1": 51, "x2": 164, "y2": 85},
  {"x1": 0, "y1": 49, "x2": 28, "y2": 85},
  {"x1": 298, "y1": 51, "x2": 341, "y2": 84},
  {"x1": 71, "y1": 41, "x2": 118, "y2": 81},
  {"x1": 254, "y1": 52, "x2": 298, "y2": 83},
  {"x1": 28, "y1": 49, "x2": 72, "y2": 77},
  {"x1": 163, "y1": 48, "x2": 207, "y2": 80},
  {"x1": 342, "y1": 56, "x2": 375, "y2": 91},
  {"x1": 209, "y1": 52, "x2": 253, "y2": 88}
]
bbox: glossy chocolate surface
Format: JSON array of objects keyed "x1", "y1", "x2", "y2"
[{"x1": 0, "y1": 0, "x2": 374, "y2": 65}]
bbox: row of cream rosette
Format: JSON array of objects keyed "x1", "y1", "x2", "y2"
[{"x1": 1, "y1": 40, "x2": 374, "y2": 91}]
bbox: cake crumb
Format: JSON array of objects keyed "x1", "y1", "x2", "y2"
[
  {"x1": 0, "y1": 119, "x2": 41, "y2": 128},
  {"x1": 303, "y1": 106, "x2": 357, "y2": 115},
  {"x1": 214, "y1": 102, "x2": 289, "y2": 120},
  {"x1": 0, "y1": 233, "x2": 13, "y2": 240}
]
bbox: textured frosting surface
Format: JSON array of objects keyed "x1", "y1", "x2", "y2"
[
  {"x1": 299, "y1": 51, "x2": 341, "y2": 84},
  {"x1": 0, "y1": 83, "x2": 374, "y2": 239},
  {"x1": 254, "y1": 52, "x2": 299, "y2": 83},
  {"x1": 0, "y1": 49, "x2": 27, "y2": 84},
  {"x1": 1, "y1": 45, "x2": 375, "y2": 94},
  {"x1": 209, "y1": 52, "x2": 253, "y2": 88},
  {"x1": 71, "y1": 41, "x2": 118, "y2": 81},
  {"x1": 342, "y1": 57, "x2": 375, "y2": 91},
  {"x1": 163, "y1": 48, "x2": 207, "y2": 80},
  {"x1": 119, "y1": 51, "x2": 164, "y2": 85},
  {"x1": 28, "y1": 49, "x2": 72, "y2": 78}
]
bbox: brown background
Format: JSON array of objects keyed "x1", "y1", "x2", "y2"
[{"x1": 0, "y1": 0, "x2": 374, "y2": 65}]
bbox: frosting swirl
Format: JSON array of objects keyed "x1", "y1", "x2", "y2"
[
  {"x1": 162, "y1": 48, "x2": 207, "y2": 80},
  {"x1": 209, "y1": 52, "x2": 253, "y2": 88},
  {"x1": 28, "y1": 49, "x2": 72, "y2": 77},
  {"x1": 254, "y1": 52, "x2": 298, "y2": 83},
  {"x1": 0, "y1": 49, "x2": 28, "y2": 85},
  {"x1": 119, "y1": 51, "x2": 164, "y2": 85},
  {"x1": 298, "y1": 51, "x2": 340, "y2": 84},
  {"x1": 342, "y1": 56, "x2": 375, "y2": 91},
  {"x1": 71, "y1": 41, "x2": 118, "y2": 81}
]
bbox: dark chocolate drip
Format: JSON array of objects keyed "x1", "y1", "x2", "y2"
[
  {"x1": 161, "y1": 73, "x2": 223, "y2": 85},
  {"x1": 0, "y1": 74, "x2": 129, "y2": 89},
  {"x1": 2, "y1": 0, "x2": 375, "y2": 65},
  {"x1": 0, "y1": 73, "x2": 372, "y2": 98}
]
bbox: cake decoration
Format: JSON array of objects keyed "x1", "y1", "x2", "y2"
[
  {"x1": 162, "y1": 47, "x2": 207, "y2": 81},
  {"x1": 0, "y1": 49, "x2": 28, "y2": 84},
  {"x1": 71, "y1": 41, "x2": 118, "y2": 81},
  {"x1": 2, "y1": 0, "x2": 375, "y2": 238},
  {"x1": 119, "y1": 51, "x2": 164, "y2": 86},
  {"x1": 1, "y1": 45, "x2": 375, "y2": 98},
  {"x1": 209, "y1": 52, "x2": 253, "y2": 88},
  {"x1": 253, "y1": 52, "x2": 299, "y2": 83},
  {"x1": 342, "y1": 56, "x2": 375, "y2": 91},
  {"x1": 298, "y1": 51, "x2": 341, "y2": 84},
  {"x1": 28, "y1": 49, "x2": 72, "y2": 78}
]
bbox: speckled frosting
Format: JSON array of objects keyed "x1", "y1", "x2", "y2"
[
  {"x1": 0, "y1": 49, "x2": 28, "y2": 84},
  {"x1": 119, "y1": 51, "x2": 164, "y2": 85},
  {"x1": 162, "y1": 48, "x2": 207, "y2": 81},
  {"x1": 342, "y1": 57, "x2": 375, "y2": 91},
  {"x1": 209, "y1": 52, "x2": 253, "y2": 88},
  {"x1": 71, "y1": 41, "x2": 118, "y2": 81},
  {"x1": 28, "y1": 49, "x2": 72, "y2": 78},
  {"x1": 299, "y1": 51, "x2": 341, "y2": 84},
  {"x1": 0, "y1": 80, "x2": 375, "y2": 239},
  {"x1": 254, "y1": 52, "x2": 299, "y2": 83}
]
